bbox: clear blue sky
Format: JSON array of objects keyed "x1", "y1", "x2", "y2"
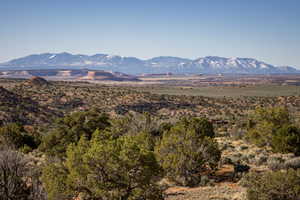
[{"x1": 1, "y1": 0, "x2": 299, "y2": 67}]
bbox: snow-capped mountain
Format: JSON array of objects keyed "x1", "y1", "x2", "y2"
[
  {"x1": 1, "y1": 53, "x2": 146, "y2": 74},
  {"x1": 184, "y1": 56, "x2": 281, "y2": 74},
  {"x1": 0, "y1": 53, "x2": 298, "y2": 74}
]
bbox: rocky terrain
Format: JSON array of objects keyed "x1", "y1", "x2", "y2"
[
  {"x1": 1, "y1": 78, "x2": 300, "y2": 129},
  {"x1": 0, "y1": 85, "x2": 56, "y2": 125}
]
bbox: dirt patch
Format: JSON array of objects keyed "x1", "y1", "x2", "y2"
[{"x1": 165, "y1": 182, "x2": 246, "y2": 200}]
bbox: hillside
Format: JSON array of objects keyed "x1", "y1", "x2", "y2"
[
  {"x1": 0, "y1": 86, "x2": 57, "y2": 125},
  {"x1": 25, "y1": 76, "x2": 50, "y2": 86},
  {"x1": 2, "y1": 78, "x2": 300, "y2": 127}
]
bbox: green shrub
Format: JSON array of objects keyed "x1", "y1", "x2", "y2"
[
  {"x1": 243, "y1": 169, "x2": 300, "y2": 200},
  {"x1": 272, "y1": 125, "x2": 300, "y2": 156},
  {"x1": 250, "y1": 106, "x2": 290, "y2": 127},
  {"x1": 245, "y1": 121, "x2": 275, "y2": 147},
  {"x1": 245, "y1": 107, "x2": 300, "y2": 155},
  {"x1": 41, "y1": 161, "x2": 70, "y2": 200},
  {"x1": 42, "y1": 132, "x2": 163, "y2": 200},
  {"x1": 155, "y1": 117, "x2": 220, "y2": 186},
  {"x1": 176, "y1": 117, "x2": 215, "y2": 138},
  {"x1": 0, "y1": 123, "x2": 38, "y2": 151},
  {"x1": 40, "y1": 110, "x2": 110, "y2": 157}
]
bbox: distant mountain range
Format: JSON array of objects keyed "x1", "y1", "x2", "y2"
[{"x1": 0, "y1": 52, "x2": 298, "y2": 74}]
